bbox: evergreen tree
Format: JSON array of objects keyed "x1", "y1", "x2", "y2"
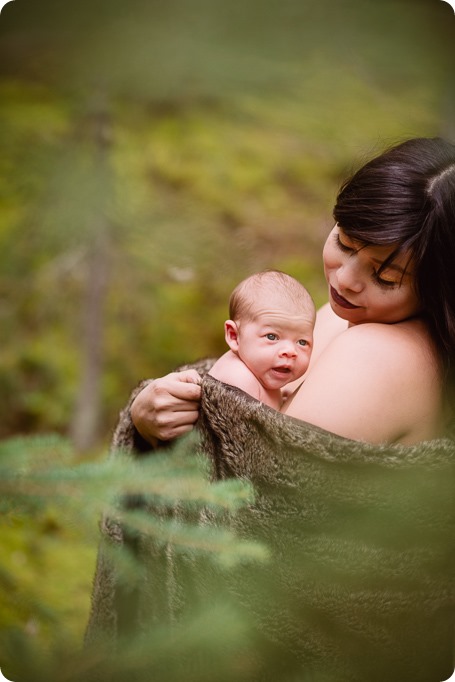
[{"x1": 0, "y1": 433, "x2": 267, "y2": 681}]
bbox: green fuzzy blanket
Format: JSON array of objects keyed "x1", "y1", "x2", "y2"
[{"x1": 85, "y1": 364, "x2": 455, "y2": 682}]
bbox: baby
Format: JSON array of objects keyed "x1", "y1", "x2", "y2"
[{"x1": 208, "y1": 270, "x2": 315, "y2": 410}]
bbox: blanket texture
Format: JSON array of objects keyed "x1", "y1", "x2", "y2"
[{"x1": 85, "y1": 363, "x2": 455, "y2": 682}]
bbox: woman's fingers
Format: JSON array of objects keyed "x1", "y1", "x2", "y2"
[
  {"x1": 161, "y1": 419, "x2": 200, "y2": 440},
  {"x1": 131, "y1": 370, "x2": 202, "y2": 443},
  {"x1": 155, "y1": 370, "x2": 202, "y2": 406}
]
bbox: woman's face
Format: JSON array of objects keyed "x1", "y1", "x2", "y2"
[{"x1": 323, "y1": 225, "x2": 421, "y2": 325}]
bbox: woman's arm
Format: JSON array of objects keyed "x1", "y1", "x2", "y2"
[
  {"x1": 131, "y1": 369, "x2": 202, "y2": 444},
  {"x1": 283, "y1": 320, "x2": 442, "y2": 445}
]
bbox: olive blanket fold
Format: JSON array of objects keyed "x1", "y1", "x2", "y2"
[{"x1": 85, "y1": 365, "x2": 455, "y2": 682}]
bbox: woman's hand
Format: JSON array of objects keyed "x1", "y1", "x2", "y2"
[{"x1": 130, "y1": 369, "x2": 202, "y2": 444}]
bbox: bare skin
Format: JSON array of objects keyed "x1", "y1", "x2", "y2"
[
  {"x1": 209, "y1": 350, "x2": 285, "y2": 409},
  {"x1": 131, "y1": 369, "x2": 202, "y2": 445},
  {"x1": 283, "y1": 307, "x2": 442, "y2": 444},
  {"x1": 131, "y1": 227, "x2": 445, "y2": 446},
  {"x1": 131, "y1": 312, "x2": 443, "y2": 446},
  {"x1": 208, "y1": 298, "x2": 314, "y2": 410}
]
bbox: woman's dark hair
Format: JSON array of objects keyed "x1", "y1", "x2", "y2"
[{"x1": 333, "y1": 137, "x2": 455, "y2": 391}]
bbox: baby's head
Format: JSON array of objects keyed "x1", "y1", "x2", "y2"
[
  {"x1": 226, "y1": 270, "x2": 316, "y2": 390},
  {"x1": 229, "y1": 270, "x2": 314, "y2": 321}
]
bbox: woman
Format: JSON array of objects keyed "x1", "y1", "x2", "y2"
[{"x1": 131, "y1": 137, "x2": 455, "y2": 446}]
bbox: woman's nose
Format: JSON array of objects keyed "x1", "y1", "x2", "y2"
[{"x1": 336, "y1": 261, "x2": 364, "y2": 293}]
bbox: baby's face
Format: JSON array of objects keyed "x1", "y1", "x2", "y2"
[{"x1": 236, "y1": 306, "x2": 314, "y2": 391}]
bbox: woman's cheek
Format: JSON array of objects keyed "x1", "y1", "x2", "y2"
[{"x1": 322, "y1": 249, "x2": 335, "y2": 282}]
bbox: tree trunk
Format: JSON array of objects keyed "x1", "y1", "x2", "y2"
[{"x1": 70, "y1": 95, "x2": 112, "y2": 453}]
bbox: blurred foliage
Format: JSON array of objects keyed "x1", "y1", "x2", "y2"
[
  {"x1": 0, "y1": 0, "x2": 453, "y2": 444},
  {"x1": 0, "y1": 433, "x2": 268, "y2": 681}
]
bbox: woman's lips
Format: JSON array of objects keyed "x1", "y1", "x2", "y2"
[{"x1": 330, "y1": 285, "x2": 361, "y2": 309}]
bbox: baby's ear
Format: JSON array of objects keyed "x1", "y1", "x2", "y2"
[{"x1": 224, "y1": 320, "x2": 240, "y2": 352}]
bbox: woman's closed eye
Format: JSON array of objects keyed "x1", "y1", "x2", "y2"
[
  {"x1": 335, "y1": 233, "x2": 355, "y2": 253},
  {"x1": 336, "y1": 232, "x2": 400, "y2": 289},
  {"x1": 372, "y1": 269, "x2": 399, "y2": 289}
]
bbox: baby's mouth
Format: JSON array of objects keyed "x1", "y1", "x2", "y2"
[{"x1": 272, "y1": 366, "x2": 291, "y2": 375}]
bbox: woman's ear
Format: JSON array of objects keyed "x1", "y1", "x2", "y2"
[{"x1": 224, "y1": 320, "x2": 240, "y2": 352}]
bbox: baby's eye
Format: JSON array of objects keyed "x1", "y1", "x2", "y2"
[
  {"x1": 297, "y1": 339, "x2": 308, "y2": 347},
  {"x1": 266, "y1": 333, "x2": 278, "y2": 341}
]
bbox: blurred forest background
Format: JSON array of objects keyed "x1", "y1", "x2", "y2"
[
  {"x1": 0, "y1": 0, "x2": 453, "y2": 679},
  {"x1": 0, "y1": 0, "x2": 453, "y2": 451}
]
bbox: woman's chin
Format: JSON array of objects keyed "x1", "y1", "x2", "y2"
[{"x1": 330, "y1": 300, "x2": 361, "y2": 323}]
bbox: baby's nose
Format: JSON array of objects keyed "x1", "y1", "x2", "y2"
[{"x1": 279, "y1": 342, "x2": 297, "y2": 358}]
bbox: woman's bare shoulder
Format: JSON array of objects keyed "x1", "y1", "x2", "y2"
[
  {"x1": 340, "y1": 318, "x2": 438, "y2": 370},
  {"x1": 283, "y1": 318, "x2": 442, "y2": 444},
  {"x1": 316, "y1": 318, "x2": 441, "y2": 399}
]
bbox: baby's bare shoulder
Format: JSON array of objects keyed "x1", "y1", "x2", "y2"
[{"x1": 209, "y1": 351, "x2": 262, "y2": 397}]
